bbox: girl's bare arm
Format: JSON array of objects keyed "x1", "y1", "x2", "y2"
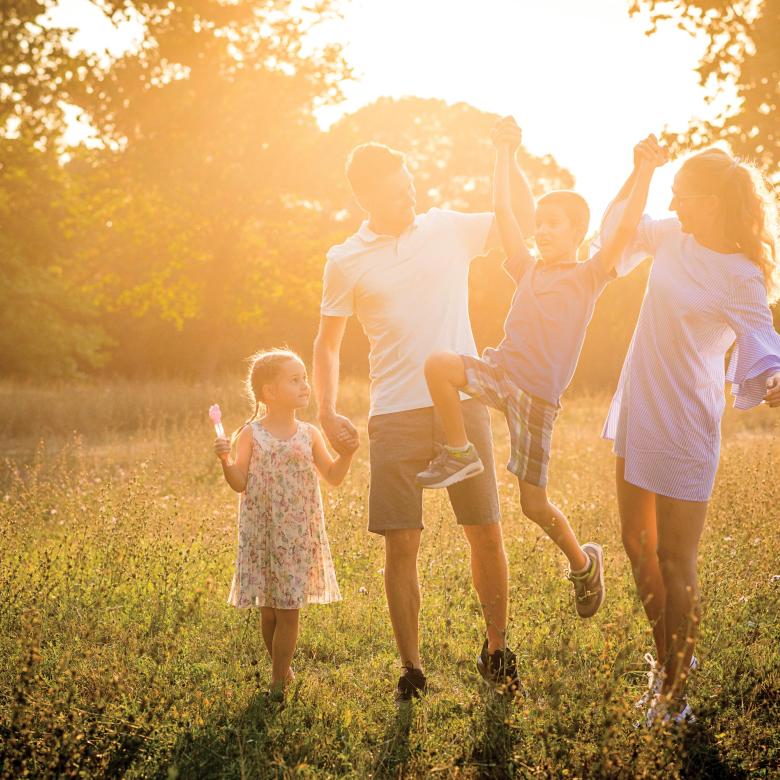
[
  {"x1": 215, "y1": 425, "x2": 253, "y2": 492},
  {"x1": 311, "y1": 425, "x2": 355, "y2": 486}
]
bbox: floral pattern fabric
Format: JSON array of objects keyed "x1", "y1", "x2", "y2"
[{"x1": 227, "y1": 421, "x2": 341, "y2": 609}]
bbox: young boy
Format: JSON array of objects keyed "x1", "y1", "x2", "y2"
[{"x1": 416, "y1": 133, "x2": 667, "y2": 617}]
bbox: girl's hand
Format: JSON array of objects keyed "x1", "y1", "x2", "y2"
[
  {"x1": 214, "y1": 436, "x2": 231, "y2": 461},
  {"x1": 321, "y1": 412, "x2": 359, "y2": 455},
  {"x1": 340, "y1": 432, "x2": 360, "y2": 456},
  {"x1": 765, "y1": 372, "x2": 780, "y2": 407}
]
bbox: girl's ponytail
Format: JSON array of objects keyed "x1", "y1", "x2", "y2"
[
  {"x1": 231, "y1": 400, "x2": 260, "y2": 447},
  {"x1": 230, "y1": 348, "x2": 301, "y2": 444}
]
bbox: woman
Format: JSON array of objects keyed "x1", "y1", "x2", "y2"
[{"x1": 599, "y1": 139, "x2": 780, "y2": 725}]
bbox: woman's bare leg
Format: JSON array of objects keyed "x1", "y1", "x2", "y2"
[
  {"x1": 616, "y1": 458, "x2": 665, "y2": 660},
  {"x1": 655, "y1": 495, "x2": 707, "y2": 700}
]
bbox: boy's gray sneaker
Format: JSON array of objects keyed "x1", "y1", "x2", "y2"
[
  {"x1": 566, "y1": 542, "x2": 604, "y2": 618},
  {"x1": 415, "y1": 443, "x2": 484, "y2": 489}
]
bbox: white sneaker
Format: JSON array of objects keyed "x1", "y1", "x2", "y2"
[
  {"x1": 643, "y1": 693, "x2": 697, "y2": 728},
  {"x1": 667, "y1": 699, "x2": 696, "y2": 725},
  {"x1": 634, "y1": 653, "x2": 698, "y2": 710},
  {"x1": 635, "y1": 652, "x2": 662, "y2": 711}
]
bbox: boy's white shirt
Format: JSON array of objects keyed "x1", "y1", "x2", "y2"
[{"x1": 321, "y1": 207, "x2": 493, "y2": 417}]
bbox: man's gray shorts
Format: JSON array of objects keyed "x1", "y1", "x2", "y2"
[{"x1": 367, "y1": 399, "x2": 500, "y2": 534}]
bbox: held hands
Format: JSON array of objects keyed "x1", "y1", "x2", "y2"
[
  {"x1": 214, "y1": 436, "x2": 231, "y2": 462},
  {"x1": 764, "y1": 372, "x2": 780, "y2": 407},
  {"x1": 634, "y1": 134, "x2": 669, "y2": 170},
  {"x1": 320, "y1": 412, "x2": 359, "y2": 456},
  {"x1": 491, "y1": 116, "x2": 522, "y2": 152}
]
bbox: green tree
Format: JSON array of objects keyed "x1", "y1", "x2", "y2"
[
  {"x1": 62, "y1": 0, "x2": 351, "y2": 373},
  {"x1": 630, "y1": 0, "x2": 780, "y2": 179},
  {"x1": 0, "y1": 0, "x2": 97, "y2": 142},
  {"x1": 0, "y1": 137, "x2": 111, "y2": 376},
  {"x1": 1, "y1": 3, "x2": 109, "y2": 375}
]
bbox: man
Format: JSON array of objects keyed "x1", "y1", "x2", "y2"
[{"x1": 313, "y1": 117, "x2": 535, "y2": 702}]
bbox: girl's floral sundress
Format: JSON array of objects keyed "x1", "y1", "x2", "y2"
[{"x1": 227, "y1": 421, "x2": 341, "y2": 609}]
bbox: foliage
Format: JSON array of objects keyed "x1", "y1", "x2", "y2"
[
  {"x1": 1, "y1": 380, "x2": 779, "y2": 777},
  {"x1": 0, "y1": 136, "x2": 111, "y2": 376},
  {"x1": 0, "y1": 0, "x2": 98, "y2": 142},
  {"x1": 629, "y1": 0, "x2": 780, "y2": 179},
  {"x1": 2, "y1": 2, "x2": 775, "y2": 381}
]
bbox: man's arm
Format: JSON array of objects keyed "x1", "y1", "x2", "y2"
[{"x1": 313, "y1": 315, "x2": 359, "y2": 453}]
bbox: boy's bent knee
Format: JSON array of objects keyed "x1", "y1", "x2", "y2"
[{"x1": 424, "y1": 351, "x2": 460, "y2": 377}]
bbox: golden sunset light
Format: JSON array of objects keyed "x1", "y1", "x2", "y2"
[
  {"x1": 2, "y1": 1, "x2": 778, "y2": 776},
  {"x1": 52, "y1": 0, "x2": 731, "y2": 221}
]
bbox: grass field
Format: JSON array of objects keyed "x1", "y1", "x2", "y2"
[{"x1": 1, "y1": 378, "x2": 779, "y2": 779}]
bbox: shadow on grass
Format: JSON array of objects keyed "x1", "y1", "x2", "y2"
[
  {"x1": 372, "y1": 702, "x2": 414, "y2": 780},
  {"x1": 155, "y1": 689, "x2": 283, "y2": 779},
  {"x1": 677, "y1": 719, "x2": 747, "y2": 780},
  {"x1": 468, "y1": 687, "x2": 517, "y2": 780}
]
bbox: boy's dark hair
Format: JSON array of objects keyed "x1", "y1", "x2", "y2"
[
  {"x1": 346, "y1": 142, "x2": 406, "y2": 202},
  {"x1": 538, "y1": 190, "x2": 590, "y2": 243}
]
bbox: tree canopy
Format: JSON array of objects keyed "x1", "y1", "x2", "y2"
[
  {"x1": 1, "y1": 2, "x2": 774, "y2": 381},
  {"x1": 630, "y1": 0, "x2": 779, "y2": 179},
  {"x1": 1, "y1": 2, "x2": 579, "y2": 378}
]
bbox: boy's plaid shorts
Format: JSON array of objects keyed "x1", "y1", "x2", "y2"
[{"x1": 460, "y1": 354, "x2": 559, "y2": 487}]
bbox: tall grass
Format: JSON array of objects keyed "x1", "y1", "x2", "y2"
[{"x1": 1, "y1": 379, "x2": 778, "y2": 778}]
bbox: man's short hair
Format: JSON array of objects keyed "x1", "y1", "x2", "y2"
[
  {"x1": 345, "y1": 142, "x2": 406, "y2": 202},
  {"x1": 537, "y1": 190, "x2": 590, "y2": 242}
]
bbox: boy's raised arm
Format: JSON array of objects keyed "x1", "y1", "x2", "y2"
[
  {"x1": 494, "y1": 144, "x2": 529, "y2": 261},
  {"x1": 485, "y1": 116, "x2": 535, "y2": 252}
]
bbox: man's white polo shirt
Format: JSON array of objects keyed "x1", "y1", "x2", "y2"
[{"x1": 321, "y1": 207, "x2": 494, "y2": 417}]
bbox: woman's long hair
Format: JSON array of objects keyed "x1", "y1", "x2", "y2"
[{"x1": 680, "y1": 147, "x2": 779, "y2": 302}]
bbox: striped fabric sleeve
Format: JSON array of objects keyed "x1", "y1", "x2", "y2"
[
  {"x1": 591, "y1": 207, "x2": 676, "y2": 278},
  {"x1": 724, "y1": 275, "x2": 780, "y2": 409}
]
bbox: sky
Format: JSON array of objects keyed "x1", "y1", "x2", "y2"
[{"x1": 52, "y1": 0, "x2": 725, "y2": 226}]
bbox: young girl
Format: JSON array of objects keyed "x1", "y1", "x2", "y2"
[
  {"x1": 597, "y1": 141, "x2": 780, "y2": 725},
  {"x1": 213, "y1": 349, "x2": 357, "y2": 699}
]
